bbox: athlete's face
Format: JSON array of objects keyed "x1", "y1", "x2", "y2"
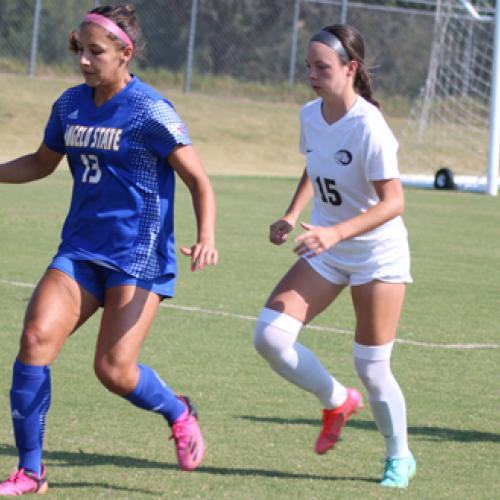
[
  {"x1": 306, "y1": 42, "x2": 356, "y2": 99},
  {"x1": 76, "y1": 23, "x2": 132, "y2": 91}
]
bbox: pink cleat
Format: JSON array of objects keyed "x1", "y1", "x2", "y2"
[
  {"x1": 170, "y1": 396, "x2": 205, "y2": 471},
  {"x1": 0, "y1": 465, "x2": 48, "y2": 496},
  {"x1": 315, "y1": 388, "x2": 364, "y2": 454}
]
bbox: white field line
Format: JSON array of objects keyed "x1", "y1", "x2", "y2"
[
  {"x1": 159, "y1": 303, "x2": 498, "y2": 350},
  {"x1": 1, "y1": 278, "x2": 498, "y2": 350}
]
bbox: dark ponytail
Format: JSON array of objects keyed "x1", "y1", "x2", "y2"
[{"x1": 354, "y1": 66, "x2": 379, "y2": 109}]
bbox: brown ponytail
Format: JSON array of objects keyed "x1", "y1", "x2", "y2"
[{"x1": 354, "y1": 65, "x2": 380, "y2": 109}]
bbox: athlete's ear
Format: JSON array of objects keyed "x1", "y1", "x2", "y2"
[
  {"x1": 121, "y1": 45, "x2": 133, "y2": 64},
  {"x1": 345, "y1": 59, "x2": 356, "y2": 78}
]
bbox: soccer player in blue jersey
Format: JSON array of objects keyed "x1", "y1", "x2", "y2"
[{"x1": 0, "y1": 4, "x2": 217, "y2": 495}]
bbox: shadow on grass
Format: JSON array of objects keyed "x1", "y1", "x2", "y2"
[
  {"x1": 239, "y1": 415, "x2": 500, "y2": 443},
  {"x1": 0, "y1": 443, "x2": 377, "y2": 487},
  {"x1": 46, "y1": 481, "x2": 159, "y2": 496}
]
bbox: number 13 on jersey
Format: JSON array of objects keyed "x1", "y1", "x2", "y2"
[{"x1": 81, "y1": 154, "x2": 102, "y2": 184}]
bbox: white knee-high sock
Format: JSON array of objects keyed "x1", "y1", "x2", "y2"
[
  {"x1": 254, "y1": 307, "x2": 347, "y2": 408},
  {"x1": 353, "y1": 341, "x2": 410, "y2": 459}
]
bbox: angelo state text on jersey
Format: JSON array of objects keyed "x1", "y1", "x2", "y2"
[{"x1": 64, "y1": 124, "x2": 123, "y2": 151}]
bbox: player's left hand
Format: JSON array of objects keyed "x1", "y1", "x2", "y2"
[
  {"x1": 180, "y1": 242, "x2": 218, "y2": 272},
  {"x1": 293, "y1": 222, "x2": 341, "y2": 258}
]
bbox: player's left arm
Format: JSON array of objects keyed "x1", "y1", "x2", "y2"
[
  {"x1": 294, "y1": 178, "x2": 404, "y2": 258},
  {"x1": 168, "y1": 144, "x2": 218, "y2": 272}
]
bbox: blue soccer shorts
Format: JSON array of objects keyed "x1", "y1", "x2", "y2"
[{"x1": 48, "y1": 254, "x2": 175, "y2": 304}]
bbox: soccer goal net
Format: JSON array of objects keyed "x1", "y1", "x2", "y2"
[{"x1": 399, "y1": 0, "x2": 498, "y2": 193}]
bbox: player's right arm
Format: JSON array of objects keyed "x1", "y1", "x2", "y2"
[
  {"x1": 0, "y1": 144, "x2": 63, "y2": 183},
  {"x1": 269, "y1": 167, "x2": 313, "y2": 245}
]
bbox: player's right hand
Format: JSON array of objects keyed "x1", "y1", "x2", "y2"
[
  {"x1": 269, "y1": 218, "x2": 294, "y2": 245},
  {"x1": 180, "y1": 241, "x2": 218, "y2": 272}
]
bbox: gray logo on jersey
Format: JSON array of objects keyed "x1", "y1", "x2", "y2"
[{"x1": 335, "y1": 149, "x2": 352, "y2": 165}]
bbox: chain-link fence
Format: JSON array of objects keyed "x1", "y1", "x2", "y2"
[
  {"x1": 1, "y1": 0, "x2": 439, "y2": 102},
  {"x1": 1, "y1": 0, "x2": 497, "y2": 186}
]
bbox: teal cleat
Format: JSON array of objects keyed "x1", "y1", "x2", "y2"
[{"x1": 380, "y1": 454, "x2": 416, "y2": 488}]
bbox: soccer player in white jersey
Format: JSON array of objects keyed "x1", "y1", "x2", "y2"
[
  {"x1": 253, "y1": 24, "x2": 416, "y2": 488},
  {"x1": 0, "y1": 4, "x2": 217, "y2": 495}
]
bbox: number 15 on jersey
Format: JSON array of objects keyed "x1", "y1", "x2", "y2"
[{"x1": 315, "y1": 176, "x2": 342, "y2": 206}]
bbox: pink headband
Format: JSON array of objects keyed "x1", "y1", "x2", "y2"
[{"x1": 83, "y1": 13, "x2": 133, "y2": 48}]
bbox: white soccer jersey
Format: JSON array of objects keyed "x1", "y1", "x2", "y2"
[{"x1": 300, "y1": 96, "x2": 409, "y2": 271}]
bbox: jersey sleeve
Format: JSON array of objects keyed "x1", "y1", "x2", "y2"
[
  {"x1": 363, "y1": 117, "x2": 399, "y2": 181},
  {"x1": 143, "y1": 100, "x2": 192, "y2": 160},
  {"x1": 43, "y1": 101, "x2": 66, "y2": 154}
]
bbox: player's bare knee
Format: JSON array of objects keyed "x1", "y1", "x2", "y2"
[
  {"x1": 19, "y1": 322, "x2": 53, "y2": 357},
  {"x1": 93, "y1": 356, "x2": 136, "y2": 395}
]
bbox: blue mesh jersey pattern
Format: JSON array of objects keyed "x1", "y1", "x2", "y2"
[
  {"x1": 126, "y1": 94, "x2": 189, "y2": 278},
  {"x1": 43, "y1": 76, "x2": 192, "y2": 280}
]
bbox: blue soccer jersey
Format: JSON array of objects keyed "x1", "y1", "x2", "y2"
[{"x1": 43, "y1": 76, "x2": 191, "y2": 280}]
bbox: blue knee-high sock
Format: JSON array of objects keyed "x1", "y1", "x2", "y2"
[
  {"x1": 124, "y1": 364, "x2": 186, "y2": 425},
  {"x1": 10, "y1": 359, "x2": 51, "y2": 476}
]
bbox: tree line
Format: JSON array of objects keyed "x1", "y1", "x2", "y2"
[{"x1": 0, "y1": 0, "x2": 437, "y2": 97}]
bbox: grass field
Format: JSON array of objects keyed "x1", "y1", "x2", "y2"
[
  {"x1": 0, "y1": 72, "x2": 490, "y2": 179},
  {"x1": 0, "y1": 73, "x2": 306, "y2": 178},
  {"x1": 0, "y1": 172, "x2": 499, "y2": 499},
  {"x1": 1, "y1": 74, "x2": 499, "y2": 498},
  {"x1": 0, "y1": 73, "x2": 448, "y2": 178}
]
